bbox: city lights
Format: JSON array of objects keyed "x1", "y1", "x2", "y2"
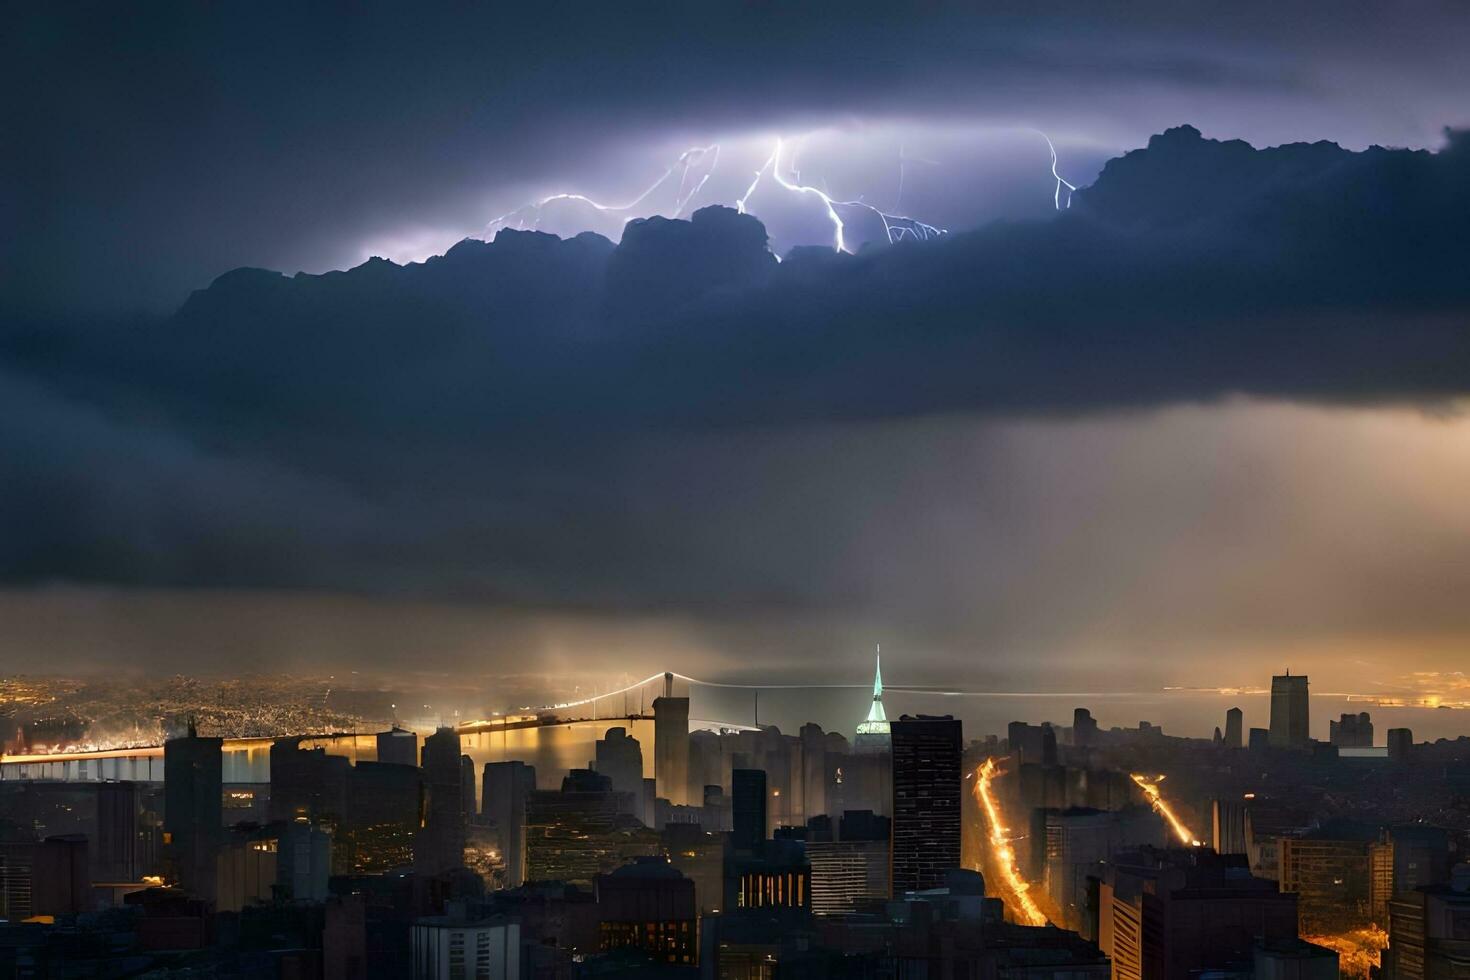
[
  {"x1": 973, "y1": 758, "x2": 1048, "y2": 926},
  {"x1": 1129, "y1": 773, "x2": 1203, "y2": 847}
]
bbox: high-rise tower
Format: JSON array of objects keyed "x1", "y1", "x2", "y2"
[
  {"x1": 891, "y1": 714, "x2": 962, "y2": 895},
  {"x1": 854, "y1": 647, "x2": 891, "y2": 755},
  {"x1": 1268, "y1": 672, "x2": 1310, "y2": 749}
]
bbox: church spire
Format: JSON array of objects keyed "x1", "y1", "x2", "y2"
[{"x1": 857, "y1": 643, "x2": 890, "y2": 737}]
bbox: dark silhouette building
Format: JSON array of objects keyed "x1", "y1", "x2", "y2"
[
  {"x1": 595, "y1": 856, "x2": 698, "y2": 964},
  {"x1": 653, "y1": 680, "x2": 690, "y2": 806},
  {"x1": 1074, "y1": 708, "x2": 1099, "y2": 748},
  {"x1": 1099, "y1": 849, "x2": 1299, "y2": 980},
  {"x1": 163, "y1": 722, "x2": 222, "y2": 901},
  {"x1": 594, "y1": 726, "x2": 646, "y2": 823},
  {"x1": 483, "y1": 761, "x2": 535, "y2": 887},
  {"x1": 1225, "y1": 707, "x2": 1244, "y2": 749},
  {"x1": 1269, "y1": 673, "x2": 1310, "y2": 749},
  {"x1": 1329, "y1": 711, "x2": 1373, "y2": 748},
  {"x1": 1388, "y1": 727, "x2": 1415, "y2": 762},
  {"x1": 732, "y1": 768, "x2": 767, "y2": 852},
  {"x1": 375, "y1": 726, "x2": 418, "y2": 768},
  {"x1": 415, "y1": 727, "x2": 467, "y2": 880},
  {"x1": 525, "y1": 769, "x2": 658, "y2": 884},
  {"x1": 891, "y1": 714, "x2": 962, "y2": 895}
]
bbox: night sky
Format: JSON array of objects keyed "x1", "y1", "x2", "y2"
[{"x1": 3, "y1": 3, "x2": 1470, "y2": 732}]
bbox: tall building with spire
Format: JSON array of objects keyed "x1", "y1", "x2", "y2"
[{"x1": 854, "y1": 647, "x2": 891, "y2": 755}]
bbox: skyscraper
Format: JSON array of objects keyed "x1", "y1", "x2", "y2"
[
  {"x1": 415, "y1": 727, "x2": 466, "y2": 879},
  {"x1": 483, "y1": 761, "x2": 535, "y2": 887},
  {"x1": 376, "y1": 725, "x2": 418, "y2": 767},
  {"x1": 1330, "y1": 712, "x2": 1373, "y2": 748},
  {"x1": 891, "y1": 714, "x2": 962, "y2": 895},
  {"x1": 1213, "y1": 799, "x2": 1249, "y2": 856},
  {"x1": 1224, "y1": 707, "x2": 1244, "y2": 749},
  {"x1": 1073, "y1": 708, "x2": 1099, "y2": 748},
  {"x1": 653, "y1": 676, "x2": 691, "y2": 806},
  {"x1": 163, "y1": 720, "x2": 223, "y2": 901},
  {"x1": 1388, "y1": 727, "x2": 1414, "y2": 762},
  {"x1": 732, "y1": 768, "x2": 767, "y2": 851},
  {"x1": 594, "y1": 727, "x2": 645, "y2": 822},
  {"x1": 1268, "y1": 672, "x2": 1310, "y2": 749},
  {"x1": 853, "y1": 648, "x2": 891, "y2": 755}
]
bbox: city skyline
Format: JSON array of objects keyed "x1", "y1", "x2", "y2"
[{"x1": 4, "y1": 4, "x2": 1470, "y2": 976}]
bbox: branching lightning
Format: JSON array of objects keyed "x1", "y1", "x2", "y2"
[
  {"x1": 487, "y1": 144, "x2": 721, "y2": 233},
  {"x1": 485, "y1": 128, "x2": 1076, "y2": 250},
  {"x1": 736, "y1": 137, "x2": 945, "y2": 252}
]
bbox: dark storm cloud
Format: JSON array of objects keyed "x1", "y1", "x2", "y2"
[
  {"x1": 3, "y1": 126, "x2": 1470, "y2": 609},
  {"x1": 5, "y1": 2, "x2": 1469, "y2": 318}
]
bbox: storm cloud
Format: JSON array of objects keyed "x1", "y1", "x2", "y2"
[
  {"x1": 3, "y1": 126, "x2": 1470, "y2": 611},
  {"x1": 6, "y1": 2, "x2": 1470, "y2": 698}
]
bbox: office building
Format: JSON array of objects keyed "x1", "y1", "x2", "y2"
[
  {"x1": 593, "y1": 726, "x2": 646, "y2": 823},
  {"x1": 595, "y1": 857, "x2": 697, "y2": 964},
  {"x1": 0, "y1": 834, "x2": 88, "y2": 919},
  {"x1": 732, "y1": 768, "x2": 767, "y2": 851},
  {"x1": 525, "y1": 770, "x2": 658, "y2": 884},
  {"x1": 216, "y1": 826, "x2": 278, "y2": 912},
  {"x1": 483, "y1": 761, "x2": 535, "y2": 888},
  {"x1": 376, "y1": 726, "x2": 419, "y2": 767},
  {"x1": 1254, "y1": 939, "x2": 1339, "y2": 980},
  {"x1": 807, "y1": 839, "x2": 890, "y2": 914},
  {"x1": 1382, "y1": 866, "x2": 1470, "y2": 980},
  {"x1": 799, "y1": 723, "x2": 828, "y2": 824},
  {"x1": 411, "y1": 914, "x2": 519, "y2": 980},
  {"x1": 269, "y1": 737, "x2": 351, "y2": 837},
  {"x1": 1330, "y1": 711, "x2": 1374, "y2": 748},
  {"x1": 0, "y1": 780, "x2": 144, "y2": 885},
  {"x1": 1099, "y1": 851, "x2": 1299, "y2": 980},
  {"x1": 891, "y1": 714, "x2": 962, "y2": 895},
  {"x1": 653, "y1": 679, "x2": 691, "y2": 806},
  {"x1": 1213, "y1": 798, "x2": 1250, "y2": 856},
  {"x1": 661, "y1": 823, "x2": 724, "y2": 915},
  {"x1": 278, "y1": 819, "x2": 333, "y2": 902},
  {"x1": 416, "y1": 727, "x2": 467, "y2": 879},
  {"x1": 725, "y1": 837, "x2": 811, "y2": 912},
  {"x1": 1388, "y1": 727, "x2": 1415, "y2": 762},
  {"x1": 1225, "y1": 707, "x2": 1244, "y2": 749},
  {"x1": 1073, "y1": 708, "x2": 1099, "y2": 748},
  {"x1": 1269, "y1": 673, "x2": 1310, "y2": 749},
  {"x1": 1278, "y1": 826, "x2": 1393, "y2": 933},
  {"x1": 163, "y1": 722, "x2": 223, "y2": 900},
  {"x1": 346, "y1": 760, "x2": 421, "y2": 873}
]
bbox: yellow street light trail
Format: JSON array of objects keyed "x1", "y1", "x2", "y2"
[
  {"x1": 973, "y1": 758, "x2": 1048, "y2": 925},
  {"x1": 1130, "y1": 773, "x2": 1203, "y2": 846}
]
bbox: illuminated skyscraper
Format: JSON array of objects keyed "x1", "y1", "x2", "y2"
[
  {"x1": 854, "y1": 648, "x2": 891, "y2": 755},
  {"x1": 1268, "y1": 672, "x2": 1310, "y2": 749}
]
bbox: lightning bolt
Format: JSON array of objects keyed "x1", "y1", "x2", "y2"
[
  {"x1": 737, "y1": 136, "x2": 945, "y2": 253},
  {"x1": 485, "y1": 127, "x2": 1075, "y2": 250},
  {"x1": 487, "y1": 143, "x2": 721, "y2": 233},
  {"x1": 1034, "y1": 130, "x2": 1076, "y2": 210}
]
